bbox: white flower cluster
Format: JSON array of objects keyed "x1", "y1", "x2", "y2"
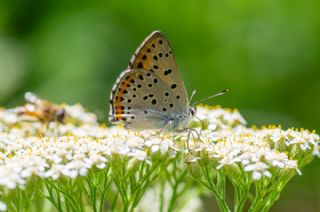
[
  {"x1": 195, "y1": 106, "x2": 247, "y2": 129},
  {"x1": 0, "y1": 104, "x2": 318, "y2": 190},
  {"x1": 187, "y1": 106, "x2": 319, "y2": 180},
  {"x1": 189, "y1": 127, "x2": 303, "y2": 180}
]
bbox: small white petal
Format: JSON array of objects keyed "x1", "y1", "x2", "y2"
[
  {"x1": 96, "y1": 163, "x2": 106, "y2": 169},
  {"x1": 151, "y1": 145, "x2": 160, "y2": 152},
  {"x1": 0, "y1": 201, "x2": 7, "y2": 211},
  {"x1": 263, "y1": 171, "x2": 272, "y2": 178},
  {"x1": 252, "y1": 171, "x2": 262, "y2": 180}
]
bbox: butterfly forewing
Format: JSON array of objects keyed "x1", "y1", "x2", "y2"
[
  {"x1": 128, "y1": 31, "x2": 188, "y2": 112},
  {"x1": 109, "y1": 31, "x2": 189, "y2": 130}
]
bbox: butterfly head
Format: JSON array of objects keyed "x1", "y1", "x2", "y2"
[{"x1": 189, "y1": 107, "x2": 196, "y2": 117}]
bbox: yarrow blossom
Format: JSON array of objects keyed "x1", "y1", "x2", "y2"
[{"x1": 0, "y1": 103, "x2": 318, "y2": 211}]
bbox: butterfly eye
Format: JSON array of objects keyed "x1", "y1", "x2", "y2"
[{"x1": 189, "y1": 107, "x2": 196, "y2": 116}]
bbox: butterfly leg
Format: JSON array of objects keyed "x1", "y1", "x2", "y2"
[
  {"x1": 160, "y1": 118, "x2": 175, "y2": 134},
  {"x1": 185, "y1": 127, "x2": 204, "y2": 154},
  {"x1": 174, "y1": 128, "x2": 193, "y2": 153},
  {"x1": 194, "y1": 116, "x2": 205, "y2": 136},
  {"x1": 190, "y1": 126, "x2": 204, "y2": 142},
  {"x1": 186, "y1": 129, "x2": 192, "y2": 153}
]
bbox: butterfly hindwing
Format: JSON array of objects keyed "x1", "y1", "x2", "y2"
[{"x1": 110, "y1": 69, "x2": 179, "y2": 129}]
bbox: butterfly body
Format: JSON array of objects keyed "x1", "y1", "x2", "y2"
[{"x1": 109, "y1": 31, "x2": 194, "y2": 131}]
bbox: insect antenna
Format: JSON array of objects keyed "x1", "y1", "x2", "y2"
[
  {"x1": 189, "y1": 89, "x2": 197, "y2": 103},
  {"x1": 191, "y1": 89, "x2": 229, "y2": 107}
]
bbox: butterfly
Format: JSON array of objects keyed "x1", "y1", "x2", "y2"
[
  {"x1": 109, "y1": 31, "x2": 227, "y2": 131},
  {"x1": 109, "y1": 30, "x2": 196, "y2": 131}
]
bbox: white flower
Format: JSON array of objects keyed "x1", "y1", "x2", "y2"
[
  {"x1": 127, "y1": 149, "x2": 148, "y2": 161},
  {"x1": 244, "y1": 162, "x2": 271, "y2": 180},
  {"x1": 0, "y1": 109, "x2": 19, "y2": 125},
  {"x1": 208, "y1": 123, "x2": 217, "y2": 131},
  {"x1": 64, "y1": 104, "x2": 98, "y2": 125},
  {"x1": 145, "y1": 138, "x2": 173, "y2": 154},
  {"x1": 0, "y1": 201, "x2": 7, "y2": 211},
  {"x1": 45, "y1": 163, "x2": 64, "y2": 180}
]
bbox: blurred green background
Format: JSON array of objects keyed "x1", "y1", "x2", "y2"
[{"x1": 0, "y1": 0, "x2": 319, "y2": 211}]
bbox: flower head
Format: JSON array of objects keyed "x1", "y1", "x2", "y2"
[{"x1": 0, "y1": 104, "x2": 317, "y2": 193}]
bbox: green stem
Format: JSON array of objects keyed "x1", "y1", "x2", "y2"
[
  {"x1": 41, "y1": 182, "x2": 64, "y2": 212},
  {"x1": 249, "y1": 181, "x2": 263, "y2": 212},
  {"x1": 110, "y1": 192, "x2": 119, "y2": 212},
  {"x1": 232, "y1": 174, "x2": 250, "y2": 212},
  {"x1": 260, "y1": 176, "x2": 293, "y2": 211},
  {"x1": 159, "y1": 180, "x2": 165, "y2": 212},
  {"x1": 234, "y1": 185, "x2": 249, "y2": 212},
  {"x1": 100, "y1": 168, "x2": 111, "y2": 212},
  {"x1": 198, "y1": 165, "x2": 230, "y2": 212},
  {"x1": 113, "y1": 174, "x2": 129, "y2": 211},
  {"x1": 130, "y1": 161, "x2": 161, "y2": 210},
  {"x1": 167, "y1": 169, "x2": 188, "y2": 211}
]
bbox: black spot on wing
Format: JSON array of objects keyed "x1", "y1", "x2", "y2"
[
  {"x1": 171, "y1": 84, "x2": 177, "y2": 89},
  {"x1": 164, "y1": 69, "x2": 172, "y2": 76}
]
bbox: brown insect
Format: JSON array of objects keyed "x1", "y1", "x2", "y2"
[{"x1": 16, "y1": 92, "x2": 66, "y2": 123}]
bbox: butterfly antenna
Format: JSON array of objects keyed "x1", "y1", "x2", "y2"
[
  {"x1": 191, "y1": 89, "x2": 229, "y2": 107},
  {"x1": 189, "y1": 89, "x2": 197, "y2": 103}
]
